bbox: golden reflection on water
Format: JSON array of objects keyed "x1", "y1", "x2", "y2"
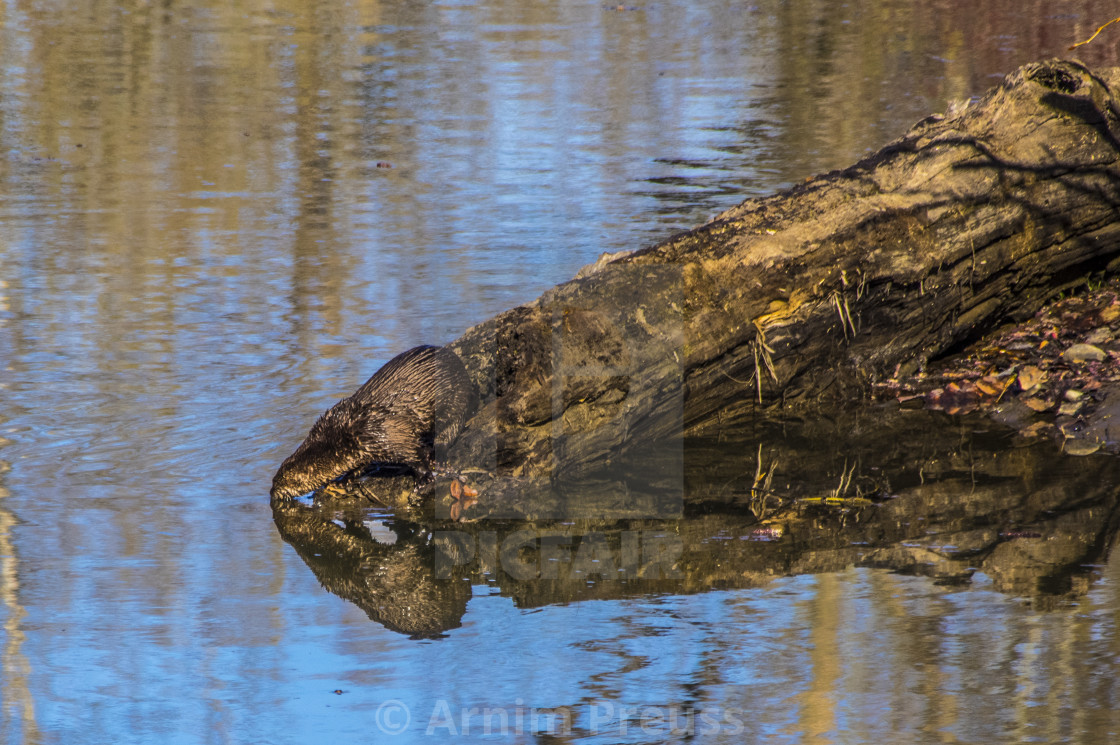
[
  {"x1": 796, "y1": 572, "x2": 840, "y2": 744},
  {"x1": 0, "y1": 470, "x2": 40, "y2": 744},
  {"x1": 0, "y1": 268, "x2": 38, "y2": 742}
]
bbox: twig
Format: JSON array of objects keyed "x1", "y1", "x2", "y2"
[{"x1": 1070, "y1": 16, "x2": 1120, "y2": 49}]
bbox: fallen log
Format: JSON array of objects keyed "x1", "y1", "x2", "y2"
[{"x1": 434, "y1": 58, "x2": 1120, "y2": 498}]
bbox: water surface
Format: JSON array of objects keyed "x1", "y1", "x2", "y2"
[{"x1": 2, "y1": 1, "x2": 1120, "y2": 743}]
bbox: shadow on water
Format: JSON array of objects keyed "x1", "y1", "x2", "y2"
[{"x1": 272, "y1": 405, "x2": 1120, "y2": 637}]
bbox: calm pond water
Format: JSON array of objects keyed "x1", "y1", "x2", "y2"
[{"x1": 3, "y1": 1, "x2": 1120, "y2": 743}]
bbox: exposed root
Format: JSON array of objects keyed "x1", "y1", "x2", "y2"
[
  {"x1": 831, "y1": 290, "x2": 857, "y2": 340},
  {"x1": 748, "y1": 443, "x2": 779, "y2": 519}
]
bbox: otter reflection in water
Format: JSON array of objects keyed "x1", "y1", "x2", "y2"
[
  {"x1": 272, "y1": 409, "x2": 1120, "y2": 636},
  {"x1": 271, "y1": 345, "x2": 479, "y2": 500},
  {"x1": 273, "y1": 492, "x2": 1120, "y2": 637}
]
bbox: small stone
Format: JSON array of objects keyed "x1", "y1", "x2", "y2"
[
  {"x1": 1063, "y1": 343, "x2": 1107, "y2": 363},
  {"x1": 1064, "y1": 439, "x2": 1102, "y2": 456},
  {"x1": 1085, "y1": 328, "x2": 1112, "y2": 345},
  {"x1": 1064, "y1": 388, "x2": 1084, "y2": 402}
]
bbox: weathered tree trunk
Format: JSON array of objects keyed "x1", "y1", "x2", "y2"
[{"x1": 437, "y1": 59, "x2": 1120, "y2": 496}]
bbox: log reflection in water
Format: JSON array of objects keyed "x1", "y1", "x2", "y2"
[{"x1": 273, "y1": 409, "x2": 1120, "y2": 635}]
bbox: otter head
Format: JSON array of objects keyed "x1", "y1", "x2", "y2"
[{"x1": 269, "y1": 411, "x2": 364, "y2": 500}]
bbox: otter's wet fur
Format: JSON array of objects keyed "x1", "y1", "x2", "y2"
[{"x1": 270, "y1": 345, "x2": 478, "y2": 500}]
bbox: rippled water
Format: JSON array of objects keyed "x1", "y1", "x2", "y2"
[{"x1": 2, "y1": 1, "x2": 1120, "y2": 743}]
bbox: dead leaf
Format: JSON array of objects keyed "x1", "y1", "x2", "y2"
[
  {"x1": 1058, "y1": 401, "x2": 1084, "y2": 416},
  {"x1": 975, "y1": 376, "x2": 1001, "y2": 396},
  {"x1": 1018, "y1": 365, "x2": 1045, "y2": 392},
  {"x1": 1024, "y1": 397, "x2": 1053, "y2": 412}
]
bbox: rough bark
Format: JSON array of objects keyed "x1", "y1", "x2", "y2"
[{"x1": 440, "y1": 59, "x2": 1120, "y2": 491}]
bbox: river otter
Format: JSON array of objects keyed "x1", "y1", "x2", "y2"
[{"x1": 270, "y1": 345, "x2": 479, "y2": 500}]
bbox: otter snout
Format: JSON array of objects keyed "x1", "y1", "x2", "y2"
[
  {"x1": 268, "y1": 345, "x2": 478, "y2": 499},
  {"x1": 270, "y1": 467, "x2": 311, "y2": 501}
]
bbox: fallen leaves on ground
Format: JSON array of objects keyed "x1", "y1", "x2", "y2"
[{"x1": 873, "y1": 280, "x2": 1120, "y2": 449}]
